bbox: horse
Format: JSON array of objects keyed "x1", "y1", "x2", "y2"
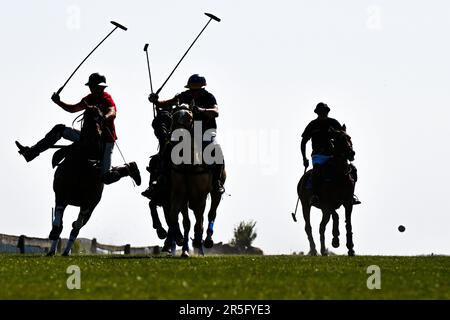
[
  {"x1": 47, "y1": 106, "x2": 105, "y2": 256},
  {"x1": 166, "y1": 104, "x2": 224, "y2": 257},
  {"x1": 297, "y1": 124, "x2": 357, "y2": 256},
  {"x1": 146, "y1": 152, "x2": 191, "y2": 253}
]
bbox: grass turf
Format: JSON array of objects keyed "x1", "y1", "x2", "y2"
[{"x1": 0, "y1": 255, "x2": 448, "y2": 299}]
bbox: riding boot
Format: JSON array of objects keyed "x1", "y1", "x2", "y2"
[
  {"x1": 212, "y1": 163, "x2": 225, "y2": 194},
  {"x1": 310, "y1": 164, "x2": 322, "y2": 206},
  {"x1": 15, "y1": 124, "x2": 66, "y2": 162},
  {"x1": 102, "y1": 162, "x2": 141, "y2": 185}
]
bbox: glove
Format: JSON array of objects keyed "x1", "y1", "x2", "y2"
[
  {"x1": 51, "y1": 92, "x2": 61, "y2": 104},
  {"x1": 303, "y1": 158, "x2": 310, "y2": 169},
  {"x1": 148, "y1": 93, "x2": 159, "y2": 104}
]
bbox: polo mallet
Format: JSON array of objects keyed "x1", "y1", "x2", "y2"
[
  {"x1": 143, "y1": 43, "x2": 156, "y2": 117},
  {"x1": 56, "y1": 21, "x2": 128, "y2": 95},
  {"x1": 291, "y1": 198, "x2": 299, "y2": 222},
  {"x1": 155, "y1": 12, "x2": 221, "y2": 96},
  {"x1": 291, "y1": 167, "x2": 308, "y2": 222}
]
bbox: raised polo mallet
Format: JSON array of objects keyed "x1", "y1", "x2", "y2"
[
  {"x1": 143, "y1": 43, "x2": 156, "y2": 117},
  {"x1": 155, "y1": 12, "x2": 221, "y2": 96},
  {"x1": 56, "y1": 21, "x2": 127, "y2": 95}
]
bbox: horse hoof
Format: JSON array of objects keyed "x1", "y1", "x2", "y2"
[
  {"x1": 204, "y1": 238, "x2": 214, "y2": 249},
  {"x1": 321, "y1": 249, "x2": 328, "y2": 256},
  {"x1": 332, "y1": 237, "x2": 340, "y2": 248},
  {"x1": 46, "y1": 251, "x2": 56, "y2": 257},
  {"x1": 156, "y1": 227, "x2": 167, "y2": 240},
  {"x1": 192, "y1": 238, "x2": 202, "y2": 249},
  {"x1": 308, "y1": 250, "x2": 318, "y2": 256},
  {"x1": 175, "y1": 237, "x2": 184, "y2": 247},
  {"x1": 62, "y1": 251, "x2": 70, "y2": 257},
  {"x1": 348, "y1": 249, "x2": 355, "y2": 257},
  {"x1": 181, "y1": 251, "x2": 190, "y2": 258}
]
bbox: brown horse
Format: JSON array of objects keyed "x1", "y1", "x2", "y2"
[
  {"x1": 298, "y1": 125, "x2": 357, "y2": 256},
  {"x1": 47, "y1": 107, "x2": 105, "y2": 256},
  {"x1": 166, "y1": 105, "x2": 225, "y2": 257}
]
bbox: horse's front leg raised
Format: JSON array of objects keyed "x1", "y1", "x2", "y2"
[
  {"x1": 149, "y1": 200, "x2": 167, "y2": 240},
  {"x1": 48, "y1": 203, "x2": 67, "y2": 256},
  {"x1": 62, "y1": 207, "x2": 93, "y2": 256},
  {"x1": 319, "y1": 208, "x2": 331, "y2": 256},
  {"x1": 344, "y1": 204, "x2": 355, "y2": 256}
]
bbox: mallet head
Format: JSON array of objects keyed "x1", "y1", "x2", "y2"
[
  {"x1": 204, "y1": 13, "x2": 221, "y2": 22},
  {"x1": 110, "y1": 21, "x2": 128, "y2": 31},
  {"x1": 144, "y1": 43, "x2": 149, "y2": 52}
]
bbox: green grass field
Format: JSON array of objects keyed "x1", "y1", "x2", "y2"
[{"x1": 0, "y1": 255, "x2": 448, "y2": 299}]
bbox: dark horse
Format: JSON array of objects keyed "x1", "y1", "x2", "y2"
[
  {"x1": 164, "y1": 104, "x2": 226, "y2": 257},
  {"x1": 298, "y1": 125, "x2": 357, "y2": 256},
  {"x1": 47, "y1": 106, "x2": 105, "y2": 256}
]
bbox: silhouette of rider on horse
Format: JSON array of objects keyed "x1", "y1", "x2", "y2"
[
  {"x1": 144, "y1": 74, "x2": 225, "y2": 196},
  {"x1": 301, "y1": 102, "x2": 360, "y2": 206},
  {"x1": 15, "y1": 73, "x2": 141, "y2": 186}
]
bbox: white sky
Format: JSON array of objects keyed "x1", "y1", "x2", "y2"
[{"x1": 1, "y1": 0, "x2": 449, "y2": 255}]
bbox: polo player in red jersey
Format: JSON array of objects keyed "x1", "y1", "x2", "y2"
[{"x1": 15, "y1": 73, "x2": 141, "y2": 185}]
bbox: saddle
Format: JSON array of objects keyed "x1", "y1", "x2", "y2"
[
  {"x1": 305, "y1": 162, "x2": 357, "y2": 190},
  {"x1": 52, "y1": 146, "x2": 72, "y2": 168},
  {"x1": 52, "y1": 143, "x2": 101, "y2": 170}
]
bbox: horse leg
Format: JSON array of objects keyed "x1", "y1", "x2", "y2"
[
  {"x1": 47, "y1": 203, "x2": 67, "y2": 256},
  {"x1": 62, "y1": 207, "x2": 93, "y2": 256},
  {"x1": 192, "y1": 203, "x2": 207, "y2": 256},
  {"x1": 167, "y1": 173, "x2": 186, "y2": 249},
  {"x1": 344, "y1": 204, "x2": 355, "y2": 256},
  {"x1": 149, "y1": 200, "x2": 167, "y2": 239},
  {"x1": 319, "y1": 209, "x2": 331, "y2": 256},
  {"x1": 302, "y1": 202, "x2": 317, "y2": 256},
  {"x1": 331, "y1": 210, "x2": 340, "y2": 248},
  {"x1": 204, "y1": 191, "x2": 222, "y2": 249},
  {"x1": 181, "y1": 206, "x2": 190, "y2": 258}
]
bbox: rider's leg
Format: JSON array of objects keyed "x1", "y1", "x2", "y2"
[
  {"x1": 203, "y1": 133, "x2": 225, "y2": 194},
  {"x1": 100, "y1": 143, "x2": 114, "y2": 175},
  {"x1": 310, "y1": 163, "x2": 322, "y2": 205},
  {"x1": 99, "y1": 142, "x2": 141, "y2": 185},
  {"x1": 102, "y1": 163, "x2": 141, "y2": 186},
  {"x1": 349, "y1": 163, "x2": 361, "y2": 205},
  {"x1": 15, "y1": 125, "x2": 77, "y2": 162},
  {"x1": 142, "y1": 155, "x2": 161, "y2": 199}
]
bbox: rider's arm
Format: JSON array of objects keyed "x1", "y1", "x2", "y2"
[
  {"x1": 155, "y1": 96, "x2": 178, "y2": 110},
  {"x1": 102, "y1": 94, "x2": 117, "y2": 121},
  {"x1": 196, "y1": 105, "x2": 219, "y2": 118},
  {"x1": 57, "y1": 100, "x2": 86, "y2": 113},
  {"x1": 51, "y1": 92, "x2": 86, "y2": 113},
  {"x1": 301, "y1": 137, "x2": 308, "y2": 161},
  {"x1": 104, "y1": 105, "x2": 116, "y2": 121}
]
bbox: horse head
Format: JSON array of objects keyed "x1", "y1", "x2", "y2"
[
  {"x1": 80, "y1": 106, "x2": 104, "y2": 140},
  {"x1": 75, "y1": 106, "x2": 105, "y2": 163},
  {"x1": 171, "y1": 104, "x2": 193, "y2": 132},
  {"x1": 330, "y1": 124, "x2": 355, "y2": 162}
]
